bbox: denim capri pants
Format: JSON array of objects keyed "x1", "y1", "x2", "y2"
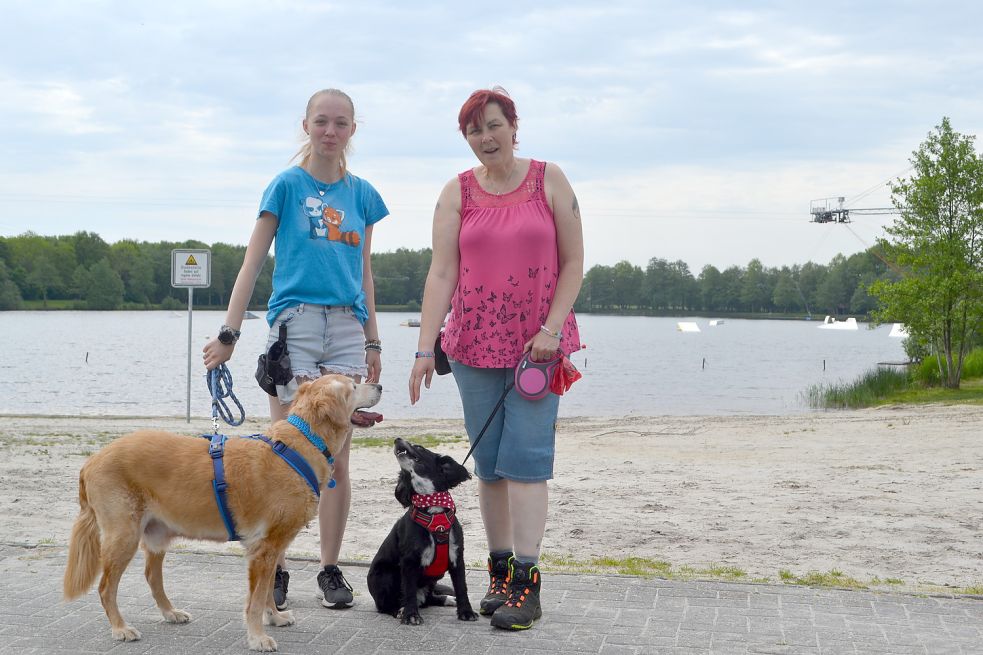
[
  {"x1": 450, "y1": 359, "x2": 560, "y2": 482},
  {"x1": 266, "y1": 303, "x2": 367, "y2": 404}
]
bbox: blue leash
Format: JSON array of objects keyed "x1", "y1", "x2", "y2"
[{"x1": 207, "y1": 364, "x2": 245, "y2": 428}]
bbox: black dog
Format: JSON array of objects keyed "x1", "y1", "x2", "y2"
[{"x1": 366, "y1": 438, "x2": 478, "y2": 625}]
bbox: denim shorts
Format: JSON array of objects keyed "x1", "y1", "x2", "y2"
[
  {"x1": 266, "y1": 304, "x2": 367, "y2": 404},
  {"x1": 450, "y1": 359, "x2": 560, "y2": 482}
]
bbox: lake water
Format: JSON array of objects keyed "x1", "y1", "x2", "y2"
[{"x1": 0, "y1": 311, "x2": 906, "y2": 418}]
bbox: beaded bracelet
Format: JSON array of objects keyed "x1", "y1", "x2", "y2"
[
  {"x1": 539, "y1": 325, "x2": 562, "y2": 339},
  {"x1": 364, "y1": 344, "x2": 382, "y2": 353},
  {"x1": 415, "y1": 351, "x2": 435, "y2": 358},
  {"x1": 365, "y1": 338, "x2": 381, "y2": 346}
]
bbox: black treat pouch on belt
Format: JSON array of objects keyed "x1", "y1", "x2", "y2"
[
  {"x1": 256, "y1": 324, "x2": 292, "y2": 396},
  {"x1": 434, "y1": 331, "x2": 451, "y2": 375}
]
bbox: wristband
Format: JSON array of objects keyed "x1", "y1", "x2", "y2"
[
  {"x1": 415, "y1": 351, "x2": 435, "y2": 358},
  {"x1": 539, "y1": 325, "x2": 562, "y2": 339}
]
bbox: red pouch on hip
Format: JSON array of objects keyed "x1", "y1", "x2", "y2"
[{"x1": 514, "y1": 352, "x2": 563, "y2": 401}]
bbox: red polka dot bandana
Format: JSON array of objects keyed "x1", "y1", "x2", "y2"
[{"x1": 411, "y1": 492, "x2": 455, "y2": 510}]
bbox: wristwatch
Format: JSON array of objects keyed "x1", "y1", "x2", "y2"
[{"x1": 217, "y1": 325, "x2": 241, "y2": 345}]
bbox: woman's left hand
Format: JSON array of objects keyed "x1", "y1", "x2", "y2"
[
  {"x1": 523, "y1": 331, "x2": 560, "y2": 362},
  {"x1": 365, "y1": 349, "x2": 382, "y2": 383}
]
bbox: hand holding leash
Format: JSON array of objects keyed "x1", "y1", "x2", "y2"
[{"x1": 523, "y1": 328, "x2": 560, "y2": 363}]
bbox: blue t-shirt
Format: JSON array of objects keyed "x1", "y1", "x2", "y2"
[{"x1": 259, "y1": 166, "x2": 389, "y2": 325}]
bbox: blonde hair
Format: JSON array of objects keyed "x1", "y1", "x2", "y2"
[{"x1": 293, "y1": 88, "x2": 356, "y2": 176}]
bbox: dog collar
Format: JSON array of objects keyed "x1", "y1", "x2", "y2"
[
  {"x1": 410, "y1": 491, "x2": 456, "y2": 538},
  {"x1": 411, "y1": 491, "x2": 455, "y2": 511},
  {"x1": 286, "y1": 414, "x2": 333, "y2": 463}
]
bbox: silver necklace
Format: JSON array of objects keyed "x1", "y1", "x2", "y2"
[
  {"x1": 484, "y1": 159, "x2": 518, "y2": 195},
  {"x1": 307, "y1": 167, "x2": 341, "y2": 197}
]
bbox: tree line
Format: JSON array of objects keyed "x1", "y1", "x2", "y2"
[{"x1": 0, "y1": 230, "x2": 893, "y2": 317}]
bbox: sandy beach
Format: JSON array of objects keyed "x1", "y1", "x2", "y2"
[{"x1": 2, "y1": 404, "x2": 980, "y2": 593}]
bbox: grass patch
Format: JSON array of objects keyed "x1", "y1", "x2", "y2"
[
  {"x1": 874, "y1": 377, "x2": 983, "y2": 406},
  {"x1": 912, "y1": 348, "x2": 983, "y2": 385},
  {"x1": 351, "y1": 434, "x2": 467, "y2": 450},
  {"x1": 537, "y1": 554, "x2": 751, "y2": 582},
  {"x1": 806, "y1": 366, "x2": 983, "y2": 409},
  {"x1": 780, "y1": 568, "x2": 868, "y2": 590},
  {"x1": 805, "y1": 367, "x2": 912, "y2": 409}
]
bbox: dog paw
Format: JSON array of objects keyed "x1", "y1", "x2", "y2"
[
  {"x1": 457, "y1": 608, "x2": 479, "y2": 621},
  {"x1": 111, "y1": 625, "x2": 142, "y2": 641},
  {"x1": 265, "y1": 609, "x2": 295, "y2": 627},
  {"x1": 163, "y1": 608, "x2": 191, "y2": 624},
  {"x1": 247, "y1": 632, "x2": 278, "y2": 652},
  {"x1": 400, "y1": 611, "x2": 424, "y2": 626}
]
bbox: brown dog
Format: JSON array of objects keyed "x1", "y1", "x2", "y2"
[{"x1": 63, "y1": 375, "x2": 382, "y2": 652}]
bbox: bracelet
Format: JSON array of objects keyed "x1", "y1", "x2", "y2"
[
  {"x1": 539, "y1": 325, "x2": 562, "y2": 339},
  {"x1": 365, "y1": 338, "x2": 381, "y2": 346},
  {"x1": 364, "y1": 344, "x2": 382, "y2": 353},
  {"x1": 415, "y1": 351, "x2": 435, "y2": 359}
]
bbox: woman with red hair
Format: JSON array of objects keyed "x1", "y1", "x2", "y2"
[{"x1": 409, "y1": 87, "x2": 584, "y2": 631}]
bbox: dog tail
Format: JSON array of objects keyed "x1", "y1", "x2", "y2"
[{"x1": 63, "y1": 473, "x2": 101, "y2": 600}]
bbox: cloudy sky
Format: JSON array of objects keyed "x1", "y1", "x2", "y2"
[{"x1": 1, "y1": 1, "x2": 980, "y2": 272}]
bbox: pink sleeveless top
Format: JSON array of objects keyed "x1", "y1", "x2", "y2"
[{"x1": 442, "y1": 159, "x2": 581, "y2": 368}]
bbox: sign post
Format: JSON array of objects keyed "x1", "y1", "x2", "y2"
[{"x1": 171, "y1": 249, "x2": 211, "y2": 423}]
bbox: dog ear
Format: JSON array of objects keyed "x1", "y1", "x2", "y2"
[
  {"x1": 307, "y1": 378, "x2": 351, "y2": 434},
  {"x1": 438, "y1": 455, "x2": 472, "y2": 488},
  {"x1": 394, "y1": 470, "x2": 414, "y2": 507},
  {"x1": 293, "y1": 379, "x2": 313, "y2": 402}
]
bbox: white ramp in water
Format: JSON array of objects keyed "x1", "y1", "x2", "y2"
[
  {"x1": 889, "y1": 323, "x2": 909, "y2": 338},
  {"x1": 817, "y1": 316, "x2": 858, "y2": 330},
  {"x1": 677, "y1": 321, "x2": 700, "y2": 332}
]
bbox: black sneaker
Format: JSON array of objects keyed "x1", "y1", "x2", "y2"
[
  {"x1": 490, "y1": 558, "x2": 542, "y2": 630},
  {"x1": 479, "y1": 551, "x2": 512, "y2": 616},
  {"x1": 273, "y1": 565, "x2": 289, "y2": 610},
  {"x1": 316, "y1": 564, "x2": 354, "y2": 608}
]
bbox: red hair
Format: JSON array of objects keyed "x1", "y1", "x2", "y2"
[{"x1": 458, "y1": 87, "x2": 519, "y2": 145}]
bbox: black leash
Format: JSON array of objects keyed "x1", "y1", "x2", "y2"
[{"x1": 462, "y1": 381, "x2": 514, "y2": 465}]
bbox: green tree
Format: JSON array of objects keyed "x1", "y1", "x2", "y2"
[
  {"x1": 70, "y1": 264, "x2": 90, "y2": 300},
  {"x1": 740, "y1": 259, "x2": 771, "y2": 312},
  {"x1": 0, "y1": 260, "x2": 23, "y2": 310},
  {"x1": 26, "y1": 257, "x2": 61, "y2": 307},
  {"x1": 697, "y1": 265, "x2": 725, "y2": 311},
  {"x1": 870, "y1": 117, "x2": 983, "y2": 388},
  {"x1": 816, "y1": 254, "x2": 851, "y2": 315},
  {"x1": 71, "y1": 231, "x2": 110, "y2": 268},
  {"x1": 797, "y1": 262, "x2": 826, "y2": 317},
  {"x1": 110, "y1": 240, "x2": 157, "y2": 304},
  {"x1": 666, "y1": 260, "x2": 698, "y2": 310},
  {"x1": 610, "y1": 260, "x2": 644, "y2": 309},
  {"x1": 84, "y1": 259, "x2": 125, "y2": 310},
  {"x1": 582, "y1": 265, "x2": 614, "y2": 310},
  {"x1": 643, "y1": 258, "x2": 670, "y2": 309},
  {"x1": 771, "y1": 266, "x2": 801, "y2": 313},
  {"x1": 719, "y1": 266, "x2": 744, "y2": 312}
]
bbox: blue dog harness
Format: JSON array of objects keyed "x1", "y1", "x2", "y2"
[{"x1": 206, "y1": 415, "x2": 335, "y2": 541}]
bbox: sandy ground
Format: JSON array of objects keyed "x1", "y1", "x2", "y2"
[{"x1": 1, "y1": 405, "x2": 981, "y2": 592}]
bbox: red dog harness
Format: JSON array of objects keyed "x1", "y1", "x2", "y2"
[{"x1": 410, "y1": 492, "x2": 456, "y2": 578}]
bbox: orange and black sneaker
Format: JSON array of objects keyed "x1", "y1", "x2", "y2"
[
  {"x1": 479, "y1": 551, "x2": 512, "y2": 616},
  {"x1": 490, "y1": 557, "x2": 542, "y2": 630}
]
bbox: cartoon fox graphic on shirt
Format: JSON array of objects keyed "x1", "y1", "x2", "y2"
[{"x1": 304, "y1": 197, "x2": 360, "y2": 247}]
